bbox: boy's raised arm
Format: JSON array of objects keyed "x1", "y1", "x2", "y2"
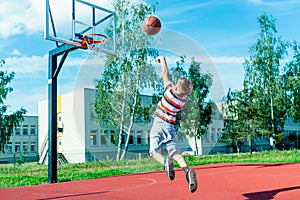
[{"x1": 157, "y1": 56, "x2": 171, "y2": 86}]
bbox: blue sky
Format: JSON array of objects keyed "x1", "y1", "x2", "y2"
[{"x1": 1, "y1": 0, "x2": 300, "y2": 115}]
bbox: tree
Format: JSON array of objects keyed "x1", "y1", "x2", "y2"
[
  {"x1": 180, "y1": 58, "x2": 213, "y2": 155},
  {"x1": 0, "y1": 60, "x2": 27, "y2": 152},
  {"x1": 243, "y1": 13, "x2": 288, "y2": 138},
  {"x1": 94, "y1": 0, "x2": 159, "y2": 160},
  {"x1": 284, "y1": 41, "x2": 300, "y2": 123},
  {"x1": 222, "y1": 13, "x2": 289, "y2": 153},
  {"x1": 158, "y1": 56, "x2": 213, "y2": 155}
]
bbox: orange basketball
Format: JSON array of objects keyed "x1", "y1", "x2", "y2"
[{"x1": 143, "y1": 16, "x2": 161, "y2": 35}]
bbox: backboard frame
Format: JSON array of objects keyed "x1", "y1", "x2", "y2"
[{"x1": 45, "y1": 0, "x2": 117, "y2": 55}]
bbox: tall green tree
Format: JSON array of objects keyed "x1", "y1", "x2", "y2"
[
  {"x1": 243, "y1": 13, "x2": 288, "y2": 137},
  {"x1": 0, "y1": 60, "x2": 27, "y2": 152},
  {"x1": 284, "y1": 41, "x2": 300, "y2": 122},
  {"x1": 223, "y1": 13, "x2": 288, "y2": 152},
  {"x1": 94, "y1": 0, "x2": 159, "y2": 160},
  {"x1": 161, "y1": 56, "x2": 213, "y2": 155},
  {"x1": 222, "y1": 89, "x2": 245, "y2": 153},
  {"x1": 181, "y1": 58, "x2": 213, "y2": 155}
]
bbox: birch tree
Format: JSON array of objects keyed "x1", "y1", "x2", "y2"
[
  {"x1": 243, "y1": 13, "x2": 288, "y2": 140},
  {"x1": 222, "y1": 13, "x2": 289, "y2": 152},
  {"x1": 94, "y1": 0, "x2": 159, "y2": 160}
]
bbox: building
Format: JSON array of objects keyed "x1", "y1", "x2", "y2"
[
  {"x1": 0, "y1": 116, "x2": 38, "y2": 164},
  {"x1": 39, "y1": 88, "x2": 153, "y2": 163},
  {"x1": 42, "y1": 87, "x2": 298, "y2": 164},
  {"x1": 39, "y1": 88, "x2": 228, "y2": 163}
]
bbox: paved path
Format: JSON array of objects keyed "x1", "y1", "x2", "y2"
[{"x1": 1, "y1": 163, "x2": 300, "y2": 199}]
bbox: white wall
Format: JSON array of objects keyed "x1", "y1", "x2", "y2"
[
  {"x1": 38, "y1": 100, "x2": 48, "y2": 154},
  {"x1": 60, "y1": 90, "x2": 86, "y2": 163}
]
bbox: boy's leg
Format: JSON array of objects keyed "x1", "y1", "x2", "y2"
[
  {"x1": 173, "y1": 153, "x2": 197, "y2": 193},
  {"x1": 186, "y1": 168, "x2": 197, "y2": 193},
  {"x1": 164, "y1": 156, "x2": 175, "y2": 181},
  {"x1": 151, "y1": 152, "x2": 165, "y2": 165},
  {"x1": 152, "y1": 152, "x2": 175, "y2": 181},
  {"x1": 149, "y1": 119, "x2": 165, "y2": 165},
  {"x1": 172, "y1": 154, "x2": 188, "y2": 171}
]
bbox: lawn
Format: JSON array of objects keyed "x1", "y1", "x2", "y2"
[{"x1": 1, "y1": 150, "x2": 299, "y2": 188}]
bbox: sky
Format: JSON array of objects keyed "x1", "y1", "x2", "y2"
[{"x1": 1, "y1": 0, "x2": 300, "y2": 116}]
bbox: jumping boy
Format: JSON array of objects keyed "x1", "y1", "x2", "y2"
[{"x1": 149, "y1": 56, "x2": 197, "y2": 193}]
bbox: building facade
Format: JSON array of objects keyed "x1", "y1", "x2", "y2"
[
  {"x1": 38, "y1": 88, "x2": 226, "y2": 163},
  {"x1": 40, "y1": 88, "x2": 298, "y2": 164},
  {"x1": 0, "y1": 116, "x2": 38, "y2": 164}
]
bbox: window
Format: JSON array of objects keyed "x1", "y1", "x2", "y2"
[
  {"x1": 211, "y1": 128, "x2": 215, "y2": 142},
  {"x1": 90, "y1": 135, "x2": 97, "y2": 146},
  {"x1": 101, "y1": 135, "x2": 107, "y2": 145},
  {"x1": 30, "y1": 142, "x2": 36, "y2": 152},
  {"x1": 15, "y1": 142, "x2": 21, "y2": 152},
  {"x1": 23, "y1": 142, "x2": 28, "y2": 152},
  {"x1": 147, "y1": 131, "x2": 150, "y2": 145},
  {"x1": 90, "y1": 103, "x2": 95, "y2": 119},
  {"x1": 15, "y1": 127, "x2": 20, "y2": 135},
  {"x1": 204, "y1": 131, "x2": 209, "y2": 142},
  {"x1": 121, "y1": 133, "x2": 125, "y2": 145},
  {"x1": 30, "y1": 125, "x2": 36, "y2": 135},
  {"x1": 23, "y1": 125, "x2": 28, "y2": 135},
  {"x1": 110, "y1": 130, "x2": 115, "y2": 145},
  {"x1": 137, "y1": 131, "x2": 142, "y2": 145},
  {"x1": 129, "y1": 135, "x2": 134, "y2": 145},
  {"x1": 5, "y1": 143, "x2": 13, "y2": 153}
]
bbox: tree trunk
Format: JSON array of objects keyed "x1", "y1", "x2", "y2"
[
  {"x1": 120, "y1": 89, "x2": 138, "y2": 160},
  {"x1": 116, "y1": 87, "x2": 127, "y2": 161},
  {"x1": 194, "y1": 134, "x2": 199, "y2": 155}
]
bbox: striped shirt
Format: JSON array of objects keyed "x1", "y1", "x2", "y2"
[{"x1": 155, "y1": 82, "x2": 187, "y2": 124}]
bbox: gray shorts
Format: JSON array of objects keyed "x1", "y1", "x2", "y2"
[{"x1": 149, "y1": 117, "x2": 181, "y2": 156}]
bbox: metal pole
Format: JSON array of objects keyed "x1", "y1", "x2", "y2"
[
  {"x1": 48, "y1": 53, "x2": 58, "y2": 183},
  {"x1": 47, "y1": 44, "x2": 78, "y2": 183}
]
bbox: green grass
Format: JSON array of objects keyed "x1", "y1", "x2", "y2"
[{"x1": 1, "y1": 150, "x2": 300, "y2": 188}]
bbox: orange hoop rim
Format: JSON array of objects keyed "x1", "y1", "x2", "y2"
[{"x1": 81, "y1": 33, "x2": 107, "y2": 49}]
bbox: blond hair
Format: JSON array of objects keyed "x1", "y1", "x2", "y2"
[{"x1": 176, "y1": 77, "x2": 193, "y2": 96}]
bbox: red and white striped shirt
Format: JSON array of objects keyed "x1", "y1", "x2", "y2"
[{"x1": 155, "y1": 82, "x2": 187, "y2": 124}]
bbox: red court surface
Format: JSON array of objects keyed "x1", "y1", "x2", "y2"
[{"x1": 1, "y1": 162, "x2": 300, "y2": 200}]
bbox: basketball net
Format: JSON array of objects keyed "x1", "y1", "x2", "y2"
[{"x1": 82, "y1": 33, "x2": 107, "y2": 56}]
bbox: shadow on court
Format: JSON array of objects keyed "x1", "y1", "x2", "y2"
[{"x1": 243, "y1": 186, "x2": 300, "y2": 200}]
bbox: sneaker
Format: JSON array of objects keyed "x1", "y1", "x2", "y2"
[
  {"x1": 164, "y1": 157, "x2": 175, "y2": 181},
  {"x1": 186, "y1": 169, "x2": 197, "y2": 193}
]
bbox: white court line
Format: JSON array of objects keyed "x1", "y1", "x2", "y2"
[
  {"x1": 110, "y1": 178, "x2": 158, "y2": 192},
  {"x1": 29, "y1": 164, "x2": 300, "y2": 196},
  {"x1": 30, "y1": 178, "x2": 158, "y2": 197}
]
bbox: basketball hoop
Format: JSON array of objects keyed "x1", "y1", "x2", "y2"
[{"x1": 81, "y1": 33, "x2": 107, "y2": 55}]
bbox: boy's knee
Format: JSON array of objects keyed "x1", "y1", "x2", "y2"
[
  {"x1": 172, "y1": 153, "x2": 183, "y2": 161},
  {"x1": 149, "y1": 151, "x2": 154, "y2": 157}
]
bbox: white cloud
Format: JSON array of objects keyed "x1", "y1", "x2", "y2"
[
  {"x1": 0, "y1": 0, "x2": 44, "y2": 38},
  {"x1": 4, "y1": 55, "x2": 48, "y2": 77},
  {"x1": 158, "y1": 0, "x2": 222, "y2": 18},
  {"x1": 211, "y1": 56, "x2": 246, "y2": 64},
  {"x1": 3, "y1": 53, "x2": 92, "y2": 79},
  {"x1": 10, "y1": 49, "x2": 22, "y2": 56},
  {"x1": 0, "y1": 0, "x2": 114, "y2": 39},
  {"x1": 248, "y1": 0, "x2": 262, "y2": 4},
  {"x1": 247, "y1": 0, "x2": 300, "y2": 8}
]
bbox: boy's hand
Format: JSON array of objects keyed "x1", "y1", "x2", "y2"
[
  {"x1": 157, "y1": 56, "x2": 166, "y2": 65},
  {"x1": 157, "y1": 56, "x2": 171, "y2": 85}
]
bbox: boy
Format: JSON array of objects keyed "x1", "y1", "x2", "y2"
[{"x1": 149, "y1": 56, "x2": 197, "y2": 193}]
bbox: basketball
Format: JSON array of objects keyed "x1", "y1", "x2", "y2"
[{"x1": 143, "y1": 16, "x2": 161, "y2": 35}]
